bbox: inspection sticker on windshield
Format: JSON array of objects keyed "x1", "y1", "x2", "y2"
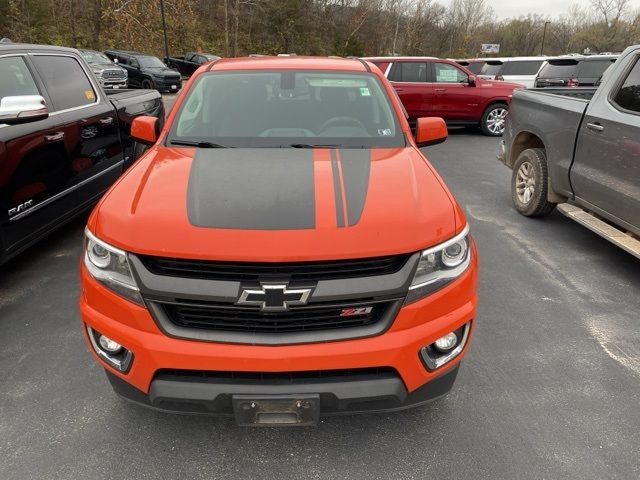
[
  {"x1": 84, "y1": 90, "x2": 95, "y2": 100},
  {"x1": 378, "y1": 129, "x2": 392, "y2": 136},
  {"x1": 359, "y1": 87, "x2": 371, "y2": 96}
]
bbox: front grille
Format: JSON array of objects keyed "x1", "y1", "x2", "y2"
[
  {"x1": 155, "y1": 366, "x2": 398, "y2": 383},
  {"x1": 160, "y1": 299, "x2": 394, "y2": 334},
  {"x1": 104, "y1": 69, "x2": 125, "y2": 79},
  {"x1": 139, "y1": 254, "x2": 410, "y2": 283}
]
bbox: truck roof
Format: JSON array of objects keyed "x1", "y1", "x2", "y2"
[
  {"x1": 0, "y1": 43, "x2": 79, "y2": 54},
  {"x1": 210, "y1": 56, "x2": 370, "y2": 72}
]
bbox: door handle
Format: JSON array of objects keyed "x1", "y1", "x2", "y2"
[
  {"x1": 99, "y1": 117, "x2": 114, "y2": 126},
  {"x1": 44, "y1": 131, "x2": 65, "y2": 142},
  {"x1": 394, "y1": 88, "x2": 404, "y2": 92},
  {"x1": 586, "y1": 122, "x2": 604, "y2": 132},
  {"x1": 434, "y1": 88, "x2": 447, "y2": 92}
]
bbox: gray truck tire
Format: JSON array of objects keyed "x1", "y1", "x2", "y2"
[{"x1": 511, "y1": 148, "x2": 556, "y2": 217}]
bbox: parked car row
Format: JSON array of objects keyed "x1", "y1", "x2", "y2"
[
  {"x1": 457, "y1": 54, "x2": 618, "y2": 89},
  {"x1": 77, "y1": 48, "x2": 220, "y2": 93}
]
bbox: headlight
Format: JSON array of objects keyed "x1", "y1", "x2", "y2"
[
  {"x1": 83, "y1": 229, "x2": 143, "y2": 305},
  {"x1": 93, "y1": 69, "x2": 104, "y2": 76},
  {"x1": 405, "y1": 225, "x2": 471, "y2": 304}
]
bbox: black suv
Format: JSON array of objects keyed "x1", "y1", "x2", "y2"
[
  {"x1": 535, "y1": 55, "x2": 618, "y2": 87},
  {"x1": 104, "y1": 50, "x2": 182, "y2": 93}
]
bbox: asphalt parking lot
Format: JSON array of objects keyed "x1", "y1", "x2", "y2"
[{"x1": 1, "y1": 94, "x2": 639, "y2": 479}]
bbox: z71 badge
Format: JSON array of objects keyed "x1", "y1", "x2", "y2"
[
  {"x1": 8, "y1": 199, "x2": 33, "y2": 217},
  {"x1": 340, "y1": 306, "x2": 373, "y2": 317}
]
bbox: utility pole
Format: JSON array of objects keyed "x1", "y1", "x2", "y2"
[
  {"x1": 160, "y1": 0, "x2": 170, "y2": 60},
  {"x1": 540, "y1": 21, "x2": 551, "y2": 55},
  {"x1": 392, "y1": 13, "x2": 400, "y2": 56}
]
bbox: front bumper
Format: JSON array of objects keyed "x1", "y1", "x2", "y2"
[
  {"x1": 80, "y1": 243, "x2": 477, "y2": 415},
  {"x1": 97, "y1": 78, "x2": 127, "y2": 89},
  {"x1": 154, "y1": 78, "x2": 182, "y2": 92},
  {"x1": 105, "y1": 362, "x2": 460, "y2": 415}
]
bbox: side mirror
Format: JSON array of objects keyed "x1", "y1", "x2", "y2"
[
  {"x1": 415, "y1": 117, "x2": 447, "y2": 147},
  {"x1": 468, "y1": 76, "x2": 476, "y2": 86},
  {"x1": 0, "y1": 95, "x2": 49, "y2": 125},
  {"x1": 131, "y1": 116, "x2": 159, "y2": 145}
]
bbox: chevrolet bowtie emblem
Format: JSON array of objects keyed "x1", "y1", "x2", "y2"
[{"x1": 236, "y1": 283, "x2": 313, "y2": 311}]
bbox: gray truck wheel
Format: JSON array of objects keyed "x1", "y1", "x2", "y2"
[
  {"x1": 141, "y1": 79, "x2": 154, "y2": 90},
  {"x1": 511, "y1": 148, "x2": 556, "y2": 217},
  {"x1": 480, "y1": 103, "x2": 508, "y2": 136}
]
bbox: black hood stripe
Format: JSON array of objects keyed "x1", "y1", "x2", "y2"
[
  {"x1": 339, "y1": 149, "x2": 371, "y2": 226},
  {"x1": 187, "y1": 149, "x2": 315, "y2": 230},
  {"x1": 330, "y1": 150, "x2": 345, "y2": 228}
]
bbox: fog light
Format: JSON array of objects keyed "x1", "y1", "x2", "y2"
[
  {"x1": 434, "y1": 332, "x2": 458, "y2": 352},
  {"x1": 86, "y1": 325, "x2": 133, "y2": 373},
  {"x1": 419, "y1": 323, "x2": 471, "y2": 371},
  {"x1": 98, "y1": 335, "x2": 122, "y2": 354}
]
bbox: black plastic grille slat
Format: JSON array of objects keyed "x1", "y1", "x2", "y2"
[
  {"x1": 140, "y1": 254, "x2": 409, "y2": 282},
  {"x1": 163, "y1": 302, "x2": 388, "y2": 334},
  {"x1": 156, "y1": 367, "x2": 398, "y2": 382}
]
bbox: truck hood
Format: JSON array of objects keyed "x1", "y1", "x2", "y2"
[
  {"x1": 90, "y1": 62, "x2": 122, "y2": 70},
  {"x1": 93, "y1": 147, "x2": 458, "y2": 261}
]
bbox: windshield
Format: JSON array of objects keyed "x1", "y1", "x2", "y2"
[
  {"x1": 139, "y1": 56, "x2": 166, "y2": 68},
  {"x1": 168, "y1": 70, "x2": 404, "y2": 148},
  {"x1": 81, "y1": 51, "x2": 112, "y2": 64}
]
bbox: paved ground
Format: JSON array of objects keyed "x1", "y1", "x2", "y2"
[{"x1": 1, "y1": 116, "x2": 639, "y2": 479}]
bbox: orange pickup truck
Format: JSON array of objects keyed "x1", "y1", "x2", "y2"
[{"x1": 79, "y1": 56, "x2": 477, "y2": 426}]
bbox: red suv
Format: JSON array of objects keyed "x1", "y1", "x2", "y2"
[{"x1": 365, "y1": 57, "x2": 523, "y2": 136}]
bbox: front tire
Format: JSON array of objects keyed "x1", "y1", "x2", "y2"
[
  {"x1": 480, "y1": 103, "x2": 508, "y2": 136},
  {"x1": 141, "y1": 78, "x2": 154, "y2": 90},
  {"x1": 511, "y1": 148, "x2": 556, "y2": 217}
]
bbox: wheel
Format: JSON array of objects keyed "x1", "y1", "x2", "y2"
[
  {"x1": 141, "y1": 78, "x2": 154, "y2": 90},
  {"x1": 480, "y1": 103, "x2": 508, "y2": 136},
  {"x1": 511, "y1": 148, "x2": 556, "y2": 217}
]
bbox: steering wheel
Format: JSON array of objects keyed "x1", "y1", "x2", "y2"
[{"x1": 318, "y1": 116, "x2": 367, "y2": 134}]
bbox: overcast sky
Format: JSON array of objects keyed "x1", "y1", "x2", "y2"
[{"x1": 438, "y1": 0, "x2": 640, "y2": 20}]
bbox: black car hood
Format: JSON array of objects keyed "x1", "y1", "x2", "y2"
[{"x1": 146, "y1": 67, "x2": 180, "y2": 76}]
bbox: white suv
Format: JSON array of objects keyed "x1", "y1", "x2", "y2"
[{"x1": 478, "y1": 57, "x2": 547, "y2": 88}]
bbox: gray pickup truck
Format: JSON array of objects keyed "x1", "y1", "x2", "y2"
[{"x1": 499, "y1": 44, "x2": 640, "y2": 258}]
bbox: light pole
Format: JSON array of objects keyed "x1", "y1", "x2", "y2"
[
  {"x1": 540, "y1": 21, "x2": 551, "y2": 55},
  {"x1": 160, "y1": 0, "x2": 170, "y2": 60}
]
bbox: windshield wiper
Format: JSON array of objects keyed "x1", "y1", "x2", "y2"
[
  {"x1": 170, "y1": 140, "x2": 231, "y2": 148},
  {"x1": 286, "y1": 143, "x2": 342, "y2": 149}
]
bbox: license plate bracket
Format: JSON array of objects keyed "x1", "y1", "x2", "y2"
[{"x1": 232, "y1": 394, "x2": 320, "y2": 426}]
